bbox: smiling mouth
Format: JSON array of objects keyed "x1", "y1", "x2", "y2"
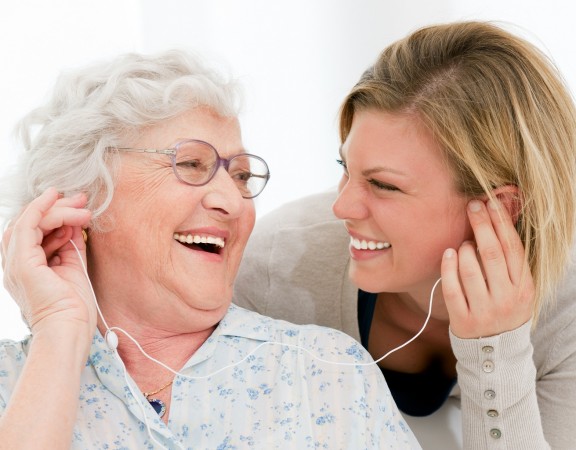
[
  {"x1": 350, "y1": 237, "x2": 391, "y2": 250},
  {"x1": 173, "y1": 233, "x2": 225, "y2": 255}
]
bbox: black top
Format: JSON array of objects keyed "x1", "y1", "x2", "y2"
[{"x1": 357, "y1": 289, "x2": 457, "y2": 417}]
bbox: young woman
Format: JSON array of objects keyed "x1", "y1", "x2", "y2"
[{"x1": 234, "y1": 21, "x2": 576, "y2": 449}]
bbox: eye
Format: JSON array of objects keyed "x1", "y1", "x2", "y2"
[
  {"x1": 228, "y1": 169, "x2": 253, "y2": 197},
  {"x1": 336, "y1": 159, "x2": 348, "y2": 175},
  {"x1": 177, "y1": 159, "x2": 202, "y2": 169},
  {"x1": 369, "y1": 178, "x2": 400, "y2": 192},
  {"x1": 231, "y1": 170, "x2": 252, "y2": 184}
]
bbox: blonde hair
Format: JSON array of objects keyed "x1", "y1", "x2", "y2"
[{"x1": 340, "y1": 21, "x2": 576, "y2": 317}]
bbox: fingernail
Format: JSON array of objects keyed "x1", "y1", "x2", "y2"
[
  {"x1": 468, "y1": 200, "x2": 482, "y2": 212},
  {"x1": 444, "y1": 248, "x2": 455, "y2": 259},
  {"x1": 54, "y1": 228, "x2": 65, "y2": 238},
  {"x1": 488, "y1": 199, "x2": 499, "y2": 210}
]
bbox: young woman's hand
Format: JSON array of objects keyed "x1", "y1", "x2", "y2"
[
  {"x1": 1, "y1": 188, "x2": 95, "y2": 339},
  {"x1": 441, "y1": 199, "x2": 535, "y2": 338}
]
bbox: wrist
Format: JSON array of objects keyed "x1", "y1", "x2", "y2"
[{"x1": 30, "y1": 321, "x2": 94, "y2": 361}]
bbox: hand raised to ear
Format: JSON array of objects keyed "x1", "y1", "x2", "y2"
[
  {"x1": 441, "y1": 199, "x2": 534, "y2": 338},
  {"x1": 2, "y1": 188, "x2": 95, "y2": 337}
]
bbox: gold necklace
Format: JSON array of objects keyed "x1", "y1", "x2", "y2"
[{"x1": 144, "y1": 379, "x2": 173, "y2": 418}]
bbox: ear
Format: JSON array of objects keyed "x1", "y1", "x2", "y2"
[{"x1": 491, "y1": 185, "x2": 522, "y2": 225}]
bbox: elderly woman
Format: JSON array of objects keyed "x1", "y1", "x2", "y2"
[{"x1": 0, "y1": 51, "x2": 419, "y2": 449}]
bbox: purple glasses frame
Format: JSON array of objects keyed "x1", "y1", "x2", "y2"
[{"x1": 112, "y1": 139, "x2": 270, "y2": 199}]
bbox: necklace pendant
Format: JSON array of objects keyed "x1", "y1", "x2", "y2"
[{"x1": 148, "y1": 398, "x2": 167, "y2": 418}]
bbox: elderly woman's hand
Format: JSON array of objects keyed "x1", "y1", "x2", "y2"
[
  {"x1": 441, "y1": 198, "x2": 535, "y2": 338},
  {"x1": 1, "y1": 188, "x2": 95, "y2": 341}
]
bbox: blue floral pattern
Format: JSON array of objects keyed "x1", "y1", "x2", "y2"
[{"x1": 0, "y1": 305, "x2": 420, "y2": 449}]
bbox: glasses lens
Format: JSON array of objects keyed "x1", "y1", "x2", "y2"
[
  {"x1": 228, "y1": 154, "x2": 270, "y2": 198},
  {"x1": 173, "y1": 141, "x2": 217, "y2": 185}
]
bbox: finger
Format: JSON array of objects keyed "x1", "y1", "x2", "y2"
[
  {"x1": 467, "y1": 200, "x2": 511, "y2": 293},
  {"x1": 1, "y1": 225, "x2": 15, "y2": 270},
  {"x1": 41, "y1": 226, "x2": 74, "y2": 259},
  {"x1": 8, "y1": 188, "x2": 60, "y2": 253},
  {"x1": 37, "y1": 192, "x2": 90, "y2": 236},
  {"x1": 485, "y1": 198, "x2": 526, "y2": 284},
  {"x1": 7, "y1": 189, "x2": 87, "y2": 274},
  {"x1": 2, "y1": 194, "x2": 90, "y2": 269},
  {"x1": 1, "y1": 204, "x2": 28, "y2": 265},
  {"x1": 2, "y1": 204, "x2": 30, "y2": 268},
  {"x1": 457, "y1": 240, "x2": 490, "y2": 314},
  {"x1": 47, "y1": 254, "x2": 62, "y2": 268},
  {"x1": 16, "y1": 187, "x2": 60, "y2": 225},
  {"x1": 46, "y1": 226, "x2": 87, "y2": 265},
  {"x1": 441, "y1": 248, "x2": 469, "y2": 318},
  {"x1": 37, "y1": 206, "x2": 91, "y2": 236},
  {"x1": 53, "y1": 192, "x2": 88, "y2": 208},
  {"x1": 3, "y1": 190, "x2": 59, "y2": 289}
]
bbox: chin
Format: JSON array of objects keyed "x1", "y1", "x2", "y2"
[
  {"x1": 195, "y1": 292, "x2": 233, "y2": 310},
  {"x1": 186, "y1": 300, "x2": 231, "y2": 322},
  {"x1": 349, "y1": 269, "x2": 384, "y2": 294}
]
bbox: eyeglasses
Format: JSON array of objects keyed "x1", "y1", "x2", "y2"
[{"x1": 112, "y1": 139, "x2": 270, "y2": 199}]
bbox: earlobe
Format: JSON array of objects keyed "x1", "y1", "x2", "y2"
[{"x1": 492, "y1": 185, "x2": 522, "y2": 224}]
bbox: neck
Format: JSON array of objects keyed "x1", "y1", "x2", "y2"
[
  {"x1": 97, "y1": 317, "x2": 215, "y2": 386},
  {"x1": 388, "y1": 279, "x2": 450, "y2": 323}
]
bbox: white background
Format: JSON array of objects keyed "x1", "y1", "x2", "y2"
[{"x1": 1, "y1": 0, "x2": 575, "y2": 340}]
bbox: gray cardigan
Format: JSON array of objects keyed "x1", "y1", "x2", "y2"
[{"x1": 234, "y1": 189, "x2": 576, "y2": 449}]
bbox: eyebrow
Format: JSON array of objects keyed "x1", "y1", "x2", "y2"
[
  {"x1": 339, "y1": 146, "x2": 407, "y2": 177},
  {"x1": 362, "y1": 166, "x2": 407, "y2": 177}
]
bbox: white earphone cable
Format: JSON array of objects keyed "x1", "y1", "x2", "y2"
[{"x1": 69, "y1": 238, "x2": 440, "y2": 448}]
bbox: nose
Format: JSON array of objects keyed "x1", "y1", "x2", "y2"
[
  {"x1": 202, "y1": 166, "x2": 246, "y2": 219},
  {"x1": 332, "y1": 177, "x2": 369, "y2": 221}
]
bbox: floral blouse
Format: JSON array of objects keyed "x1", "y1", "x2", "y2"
[{"x1": 0, "y1": 305, "x2": 420, "y2": 449}]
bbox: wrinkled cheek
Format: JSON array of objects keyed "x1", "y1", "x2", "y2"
[
  {"x1": 246, "y1": 206, "x2": 256, "y2": 233},
  {"x1": 238, "y1": 209, "x2": 256, "y2": 251},
  {"x1": 228, "y1": 249, "x2": 246, "y2": 284}
]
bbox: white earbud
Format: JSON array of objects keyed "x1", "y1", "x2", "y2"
[{"x1": 105, "y1": 329, "x2": 119, "y2": 351}]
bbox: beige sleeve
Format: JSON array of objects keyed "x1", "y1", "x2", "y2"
[
  {"x1": 451, "y1": 322, "x2": 550, "y2": 449},
  {"x1": 451, "y1": 304, "x2": 576, "y2": 450}
]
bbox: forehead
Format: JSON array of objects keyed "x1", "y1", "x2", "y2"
[
  {"x1": 131, "y1": 108, "x2": 243, "y2": 155},
  {"x1": 341, "y1": 109, "x2": 457, "y2": 183},
  {"x1": 342, "y1": 110, "x2": 440, "y2": 158}
]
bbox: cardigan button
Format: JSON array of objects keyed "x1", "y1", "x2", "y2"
[
  {"x1": 484, "y1": 390, "x2": 496, "y2": 400},
  {"x1": 482, "y1": 360, "x2": 495, "y2": 373},
  {"x1": 490, "y1": 428, "x2": 502, "y2": 439}
]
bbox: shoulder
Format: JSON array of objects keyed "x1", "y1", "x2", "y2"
[
  {"x1": 224, "y1": 305, "x2": 373, "y2": 365},
  {"x1": 532, "y1": 252, "x2": 576, "y2": 373}
]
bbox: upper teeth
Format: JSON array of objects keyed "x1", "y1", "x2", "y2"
[
  {"x1": 173, "y1": 233, "x2": 225, "y2": 248},
  {"x1": 351, "y1": 237, "x2": 390, "y2": 250}
]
